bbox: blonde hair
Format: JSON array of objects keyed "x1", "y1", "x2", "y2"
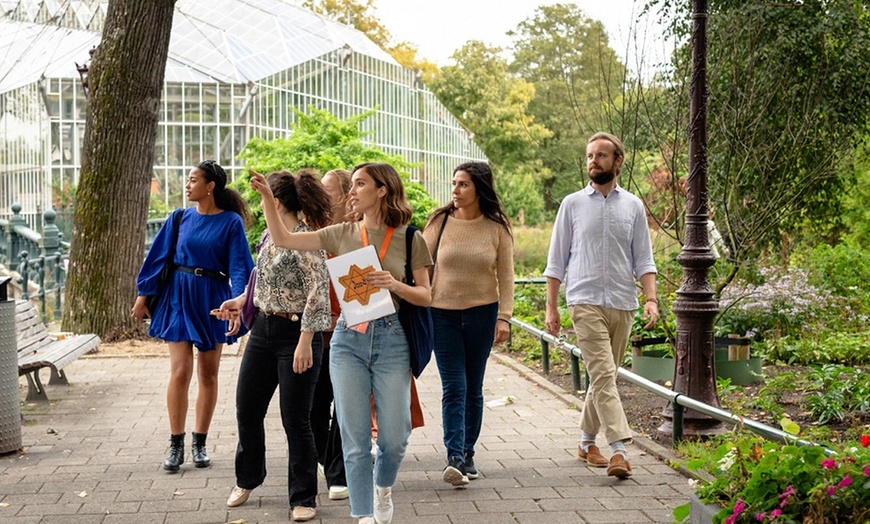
[{"x1": 323, "y1": 169, "x2": 352, "y2": 223}]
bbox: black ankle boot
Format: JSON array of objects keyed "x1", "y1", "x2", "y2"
[
  {"x1": 163, "y1": 433, "x2": 185, "y2": 472},
  {"x1": 191, "y1": 431, "x2": 210, "y2": 468}
]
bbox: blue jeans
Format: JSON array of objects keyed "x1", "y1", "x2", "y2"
[
  {"x1": 330, "y1": 313, "x2": 411, "y2": 518},
  {"x1": 234, "y1": 312, "x2": 322, "y2": 508},
  {"x1": 432, "y1": 302, "x2": 499, "y2": 461}
]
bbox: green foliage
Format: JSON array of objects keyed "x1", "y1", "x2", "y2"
[
  {"x1": 508, "y1": 3, "x2": 627, "y2": 210},
  {"x1": 805, "y1": 365, "x2": 870, "y2": 425},
  {"x1": 427, "y1": 41, "x2": 552, "y2": 226},
  {"x1": 512, "y1": 283, "x2": 548, "y2": 327},
  {"x1": 683, "y1": 431, "x2": 870, "y2": 524},
  {"x1": 662, "y1": 0, "x2": 870, "y2": 261},
  {"x1": 494, "y1": 167, "x2": 547, "y2": 227},
  {"x1": 797, "y1": 240, "x2": 870, "y2": 321},
  {"x1": 841, "y1": 138, "x2": 870, "y2": 246},
  {"x1": 717, "y1": 267, "x2": 834, "y2": 341},
  {"x1": 770, "y1": 333, "x2": 870, "y2": 367},
  {"x1": 748, "y1": 372, "x2": 799, "y2": 422},
  {"x1": 512, "y1": 225, "x2": 552, "y2": 276},
  {"x1": 428, "y1": 41, "x2": 551, "y2": 170},
  {"x1": 148, "y1": 192, "x2": 170, "y2": 219},
  {"x1": 236, "y1": 106, "x2": 435, "y2": 247}
]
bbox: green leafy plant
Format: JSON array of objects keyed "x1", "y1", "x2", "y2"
[
  {"x1": 805, "y1": 365, "x2": 870, "y2": 425},
  {"x1": 236, "y1": 106, "x2": 435, "y2": 248},
  {"x1": 675, "y1": 432, "x2": 870, "y2": 523}
]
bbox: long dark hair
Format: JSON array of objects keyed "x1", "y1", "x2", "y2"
[
  {"x1": 426, "y1": 162, "x2": 512, "y2": 237},
  {"x1": 352, "y1": 163, "x2": 413, "y2": 228},
  {"x1": 196, "y1": 160, "x2": 251, "y2": 225},
  {"x1": 267, "y1": 169, "x2": 332, "y2": 230}
]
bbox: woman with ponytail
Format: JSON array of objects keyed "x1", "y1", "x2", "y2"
[
  {"x1": 133, "y1": 160, "x2": 254, "y2": 473},
  {"x1": 218, "y1": 169, "x2": 332, "y2": 523}
]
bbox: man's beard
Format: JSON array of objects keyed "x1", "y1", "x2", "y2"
[{"x1": 589, "y1": 170, "x2": 615, "y2": 185}]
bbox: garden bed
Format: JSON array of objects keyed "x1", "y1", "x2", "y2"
[{"x1": 494, "y1": 346, "x2": 865, "y2": 448}]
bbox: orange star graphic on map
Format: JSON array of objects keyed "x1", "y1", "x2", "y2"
[{"x1": 338, "y1": 264, "x2": 380, "y2": 306}]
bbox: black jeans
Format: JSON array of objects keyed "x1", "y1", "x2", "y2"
[
  {"x1": 310, "y1": 331, "x2": 347, "y2": 487},
  {"x1": 234, "y1": 312, "x2": 322, "y2": 508}
]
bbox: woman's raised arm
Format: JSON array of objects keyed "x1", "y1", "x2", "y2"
[{"x1": 250, "y1": 170, "x2": 324, "y2": 251}]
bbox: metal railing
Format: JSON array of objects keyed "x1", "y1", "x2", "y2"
[{"x1": 506, "y1": 308, "x2": 832, "y2": 454}]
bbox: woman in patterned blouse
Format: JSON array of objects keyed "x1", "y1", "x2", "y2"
[{"x1": 218, "y1": 170, "x2": 332, "y2": 523}]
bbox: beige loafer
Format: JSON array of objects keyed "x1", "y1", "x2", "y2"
[
  {"x1": 291, "y1": 506, "x2": 316, "y2": 522},
  {"x1": 227, "y1": 485, "x2": 252, "y2": 507}
]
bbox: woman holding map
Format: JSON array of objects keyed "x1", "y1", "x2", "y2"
[{"x1": 250, "y1": 163, "x2": 432, "y2": 524}]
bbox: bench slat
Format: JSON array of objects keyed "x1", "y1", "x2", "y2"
[
  {"x1": 13, "y1": 300, "x2": 102, "y2": 402},
  {"x1": 18, "y1": 335, "x2": 101, "y2": 371}
]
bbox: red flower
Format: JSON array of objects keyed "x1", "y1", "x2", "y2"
[{"x1": 861, "y1": 434, "x2": 870, "y2": 448}]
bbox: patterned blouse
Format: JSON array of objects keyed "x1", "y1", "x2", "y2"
[{"x1": 253, "y1": 222, "x2": 330, "y2": 332}]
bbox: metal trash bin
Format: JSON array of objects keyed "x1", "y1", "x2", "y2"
[{"x1": 0, "y1": 276, "x2": 22, "y2": 454}]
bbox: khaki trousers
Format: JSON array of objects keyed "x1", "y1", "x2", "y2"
[{"x1": 569, "y1": 304, "x2": 634, "y2": 444}]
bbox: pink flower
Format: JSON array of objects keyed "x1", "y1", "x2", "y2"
[
  {"x1": 725, "y1": 499, "x2": 746, "y2": 524},
  {"x1": 821, "y1": 458, "x2": 838, "y2": 469},
  {"x1": 838, "y1": 476, "x2": 852, "y2": 488},
  {"x1": 861, "y1": 434, "x2": 870, "y2": 447},
  {"x1": 864, "y1": 466, "x2": 870, "y2": 477},
  {"x1": 828, "y1": 485, "x2": 838, "y2": 496},
  {"x1": 756, "y1": 513, "x2": 766, "y2": 521},
  {"x1": 771, "y1": 509, "x2": 782, "y2": 518},
  {"x1": 778, "y1": 485, "x2": 795, "y2": 508}
]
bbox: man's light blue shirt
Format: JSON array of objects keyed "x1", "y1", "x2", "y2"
[{"x1": 544, "y1": 183, "x2": 657, "y2": 311}]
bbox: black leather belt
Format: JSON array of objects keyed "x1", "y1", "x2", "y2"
[
  {"x1": 175, "y1": 265, "x2": 229, "y2": 281},
  {"x1": 262, "y1": 311, "x2": 301, "y2": 321}
]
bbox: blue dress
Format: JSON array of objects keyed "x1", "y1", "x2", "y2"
[{"x1": 137, "y1": 207, "x2": 254, "y2": 351}]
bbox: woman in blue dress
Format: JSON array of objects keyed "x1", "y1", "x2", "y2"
[{"x1": 132, "y1": 160, "x2": 254, "y2": 472}]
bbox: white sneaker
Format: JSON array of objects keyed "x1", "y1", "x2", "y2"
[
  {"x1": 358, "y1": 518, "x2": 374, "y2": 524},
  {"x1": 317, "y1": 462, "x2": 325, "y2": 478},
  {"x1": 328, "y1": 485, "x2": 349, "y2": 500},
  {"x1": 227, "y1": 485, "x2": 252, "y2": 507},
  {"x1": 373, "y1": 486, "x2": 393, "y2": 524}
]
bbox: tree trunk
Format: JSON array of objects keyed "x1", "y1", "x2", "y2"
[{"x1": 63, "y1": 0, "x2": 177, "y2": 339}]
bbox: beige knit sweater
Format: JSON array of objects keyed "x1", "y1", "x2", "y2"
[{"x1": 422, "y1": 214, "x2": 514, "y2": 321}]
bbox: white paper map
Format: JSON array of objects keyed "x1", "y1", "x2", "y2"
[{"x1": 325, "y1": 245, "x2": 396, "y2": 326}]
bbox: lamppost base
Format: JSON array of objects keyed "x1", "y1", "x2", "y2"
[{"x1": 658, "y1": 418, "x2": 726, "y2": 441}]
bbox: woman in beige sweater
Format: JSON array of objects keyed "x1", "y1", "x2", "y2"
[{"x1": 423, "y1": 162, "x2": 514, "y2": 487}]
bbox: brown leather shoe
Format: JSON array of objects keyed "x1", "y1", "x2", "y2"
[
  {"x1": 577, "y1": 445, "x2": 608, "y2": 467},
  {"x1": 291, "y1": 506, "x2": 316, "y2": 522},
  {"x1": 606, "y1": 453, "x2": 632, "y2": 478}
]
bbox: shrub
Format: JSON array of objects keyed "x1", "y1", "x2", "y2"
[
  {"x1": 717, "y1": 267, "x2": 834, "y2": 340},
  {"x1": 768, "y1": 332, "x2": 870, "y2": 366},
  {"x1": 804, "y1": 364, "x2": 870, "y2": 425},
  {"x1": 677, "y1": 432, "x2": 870, "y2": 524}
]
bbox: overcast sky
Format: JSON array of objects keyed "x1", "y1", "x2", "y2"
[{"x1": 370, "y1": 0, "x2": 675, "y2": 76}]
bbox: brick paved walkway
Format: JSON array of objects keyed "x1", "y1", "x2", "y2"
[{"x1": 0, "y1": 350, "x2": 691, "y2": 523}]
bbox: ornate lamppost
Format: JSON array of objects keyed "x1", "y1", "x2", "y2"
[{"x1": 658, "y1": 0, "x2": 724, "y2": 438}]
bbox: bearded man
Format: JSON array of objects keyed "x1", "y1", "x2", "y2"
[{"x1": 544, "y1": 132, "x2": 659, "y2": 479}]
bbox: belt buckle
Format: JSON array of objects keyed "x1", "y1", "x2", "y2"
[{"x1": 194, "y1": 268, "x2": 203, "y2": 277}]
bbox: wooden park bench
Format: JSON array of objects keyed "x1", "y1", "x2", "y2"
[{"x1": 15, "y1": 300, "x2": 101, "y2": 402}]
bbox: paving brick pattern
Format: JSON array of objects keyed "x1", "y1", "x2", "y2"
[{"x1": 0, "y1": 351, "x2": 692, "y2": 523}]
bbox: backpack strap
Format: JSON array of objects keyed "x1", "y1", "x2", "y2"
[
  {"x1": 166, "y1": 208, "x2": 184, "y2": 267},
  {"x1": 404, "y1": 225, "x2": 417, "y2": 286}
]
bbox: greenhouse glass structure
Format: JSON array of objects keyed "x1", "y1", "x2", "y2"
[{"x1": 0, "y1": 0, "x2": 485, "y2": 229}]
